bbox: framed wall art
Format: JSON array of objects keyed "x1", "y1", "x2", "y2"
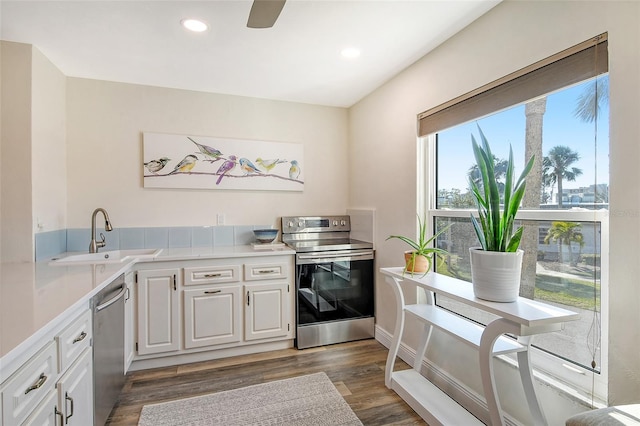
[{"x1": 143, "y1": 132, "x2": 304, "y2": 191}]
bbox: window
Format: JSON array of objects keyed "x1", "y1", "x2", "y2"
[{"x1": 420, "y1": 35, "x2": 609, "y2": 400}]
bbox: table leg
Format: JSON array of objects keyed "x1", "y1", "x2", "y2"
[
  {"x1": 414, "y1": 323, "x2": 432, "y2": 372},
  {"x1": 384, "y1": 276, "x2": 406, "y2": 388},
  {"x1": 516, "y1": 336, "x2": 547, "y2": 425},
  {"x1": 479, "y1": 318, "x2": 514, "y2": 426}
]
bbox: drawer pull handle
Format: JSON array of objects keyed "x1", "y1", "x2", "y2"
[
  {"x1": 257, "y1": 269, "x2": 277, "y2": 274},
  {"x1": 65, "y1": 392, "x2": 74, "y2": 423},
  {"x1": 72, "y1": 331, "x2": 87, "y2": 344},
  {"x1": 204, "y1": 290, "x2": 222, "y2": 294},
  {"x1": 25, "y1": 373, "x2": 47, "y2": 394},
  {"x1": 203, "y1": 273, "x2": 223, "y2": 278}
]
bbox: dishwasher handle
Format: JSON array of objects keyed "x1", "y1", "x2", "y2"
[{"x1": 95, "y1": 283, "x2": 126, "y2": 312}]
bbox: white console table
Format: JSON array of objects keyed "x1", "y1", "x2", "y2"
[{"x1": 381, "y1": 267, "x2": 580, "y2": 426}]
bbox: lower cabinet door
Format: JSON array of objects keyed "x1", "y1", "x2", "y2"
[
  {"x1": 183, "y1": 286, "x2": 242, "y2": 349},
  {"x1": 244, "y1": 282, "x2": 290, "y2": 341},
  {"x1": 136, "y1": 269, "x2": 180, "y2": 355},
  {"x1": 22, "y1": 389, "x2": 59, "y2": 426},
  {"x1": 56, "y1": 348, "x2": 93, "y2": 426}
]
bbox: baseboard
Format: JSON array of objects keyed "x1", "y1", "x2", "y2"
[
  {"x1": 129, "y1": 340, "x2": 294, "y2": 371},
  {"x1": 375, "y1": 325, "x2": 521, "y2": 426}
]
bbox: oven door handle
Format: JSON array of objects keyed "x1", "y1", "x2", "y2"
[{"x1": 297, "y1": 250, "x2": 373, "y2": 263}]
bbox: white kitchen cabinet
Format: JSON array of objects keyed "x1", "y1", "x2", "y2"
[
  {"x1": 1, "y1": 309, "x2": 95, "y2": 426},
  {"x1": 124, "y1": 271, "x2": 136, "y2": 372},
  {"x1": 55, "y1": 310, "x2": 92, "y2": 374},
  {"x1": 183, "y1": 264, "x2": 240, "y2": 286},
  {"x1": 183, "y1": 286, "x2": 242, "y2": 349},
  {"x1": 132, "y1": 255, "x2": 294, "y2": 367},
  {"x1": 56, "y1": 348, "x2": 93, "y2": 426},
  {"x1": 245, "y1": 282, "x2": 290, "y2": 341},
  {"x1": 243, "y1": 262, "x2": 288, "y2": 281},
  {"x1": 136, "y1": 268, "x2": 180, "y2": 355},
  {"x1": 0, "y1": 341, "x2": 57, "y2": 425}
]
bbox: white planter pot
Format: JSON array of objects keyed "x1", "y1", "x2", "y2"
[{"x1": 469, "y1": 248, "x2": 523, "y2": 302}]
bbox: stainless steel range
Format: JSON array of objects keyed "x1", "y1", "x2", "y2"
[{"x1": 282, "y1": 215, "x2": 375, "y2": 349}]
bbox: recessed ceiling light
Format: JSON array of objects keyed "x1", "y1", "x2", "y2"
[
  {"x1": 341, "y1": 47, "x2": 361, "y2": 59},
  {"x1": 181, "y1": 18, "x2": 208, "y2": 33}
]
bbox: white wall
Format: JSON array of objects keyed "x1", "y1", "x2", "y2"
[
  {"x1": 66, "y1": 78, "x2": 349, "y2": 229},
  {"x1": 1, "y1": 42, "x2": 33, "y2": 262},
  {"x1": 350, "y1": 0, "x2": 640, "y2": 422},
  {"x1": 31, "y1": 46, "x2": 67, "y2": 234},
  {"x1": 1, "y1": 42, "x2": 67, "y2": 262}
]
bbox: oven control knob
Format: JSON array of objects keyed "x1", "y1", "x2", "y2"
[
  {"x1": 288, "y1": 221, "x2": 294, "y2": 227},
  {"x1": 298, "y1": 221, "x2": 304, "y2": 227},
  {"x1": 340, "y1": 220, "x2": 346, "y2": 226},
  {"x1": 333, "y1": 220, "x2": 338, "y2": 226}
]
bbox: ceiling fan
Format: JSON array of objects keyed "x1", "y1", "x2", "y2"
[{"x1": 247, "y1": 0, "x2": 287, "y2": 28}]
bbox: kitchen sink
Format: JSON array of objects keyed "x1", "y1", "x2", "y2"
[{"x1": 50, "y1": 249, "x2": 162, "y2": 265}]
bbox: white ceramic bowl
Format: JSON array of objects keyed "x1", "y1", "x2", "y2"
[{"x1": 253, "y1": 229, "x2": 278, "y2": 244}]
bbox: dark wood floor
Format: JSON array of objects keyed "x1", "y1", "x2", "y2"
[{"x1": 107, "y1": 339, "x2": 425, "y2": 425}]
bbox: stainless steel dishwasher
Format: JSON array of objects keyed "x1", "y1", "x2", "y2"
[{"x1": 91, "y1": 273, "x2": 126, "y2": 426}]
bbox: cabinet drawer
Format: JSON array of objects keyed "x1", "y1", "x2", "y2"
[
  {"x1": 1, "y1": 340, "x2": 57, "y2": 425},
  {"x1": 243, "y1": 263, "x2": 288, "y2": 281},
  {"x1": 184, "y1": 265, "x2": 241, "y2": 286},
  {"x1": 56, "y1": 310, "x2": 92, "y2": 373}
]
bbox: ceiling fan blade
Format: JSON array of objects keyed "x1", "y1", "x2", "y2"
[{"x1": 247, "y1": 0, "x2": 286, "y2": 29}]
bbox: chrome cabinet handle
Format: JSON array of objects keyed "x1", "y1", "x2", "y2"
[
  {"x1": 203, "y1": 273, "x2": 223, "y2": 278},
  {"x1": 204, "y1": 290, "x2": 222, "y2": 294},
  {"x1": 25, "y1": 373, "x2": 47, "y2": 394},
  {"x1": 72, "y1": 331, "x2": 87, "y2": 344},
  {"x1": 257, "y1": 269, "x2": 277, "y2": 274},
  {"x1": 65, "y1": 392, "x2": 74, "y2": 423}
]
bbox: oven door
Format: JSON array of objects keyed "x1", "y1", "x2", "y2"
[{"x1": 295, "y1": 250, "x2": 374, "y2": 327}]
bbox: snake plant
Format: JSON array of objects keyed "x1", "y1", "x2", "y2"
[{"x1": 469, "y1": 127, "x2": 534, "y2": 252}]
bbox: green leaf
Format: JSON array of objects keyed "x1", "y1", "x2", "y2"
[
  {"x1": 506, "y1": 226, "x2": 524, "y2": 252},
  {"x1": 470, "y1": 214, "x2": 487, "y2": 250}
]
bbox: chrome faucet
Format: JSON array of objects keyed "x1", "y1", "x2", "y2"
[{"x1": 89, "y1": 208, "x2": 113, "y2": 253}]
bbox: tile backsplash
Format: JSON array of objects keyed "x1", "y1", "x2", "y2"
[{"x1": 34, "y1": 225, "x2": 274, "y2": 261}]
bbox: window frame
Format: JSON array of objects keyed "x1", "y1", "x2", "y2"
[{"x1": 420, "y1": 133, "x2": 609, "y2": 401}]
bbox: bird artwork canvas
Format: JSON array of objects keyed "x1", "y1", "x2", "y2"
[{"x1": 142, "y1": 132, "x2": 304, "y2": 191}]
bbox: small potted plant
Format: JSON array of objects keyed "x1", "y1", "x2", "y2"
[
  {"x1": 387, "y1": 215, "x2": 451, "y2": 275},
  {"x1": 468, "y1": 126, "x2": 534, "y2": 301}
]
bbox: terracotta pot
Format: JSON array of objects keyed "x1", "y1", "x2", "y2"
[
  {"x1": 404, "y1": 251, "x2": 430, "y2": 274},
  {"x1": 469, "y1": 247, "x2": 523, "y2": 302}
]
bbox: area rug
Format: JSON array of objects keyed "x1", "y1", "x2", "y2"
[{"x1": 137, "y1": 372, "x2": 363, "y2": 426}]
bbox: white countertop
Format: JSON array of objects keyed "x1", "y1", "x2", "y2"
[{"x1": 0, "y1": 245, "x2": 294, "y2": 370}]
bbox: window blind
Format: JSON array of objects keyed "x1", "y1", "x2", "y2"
[{"x1": 418, "y1": 34, "x2": 608, "y2": 137}]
